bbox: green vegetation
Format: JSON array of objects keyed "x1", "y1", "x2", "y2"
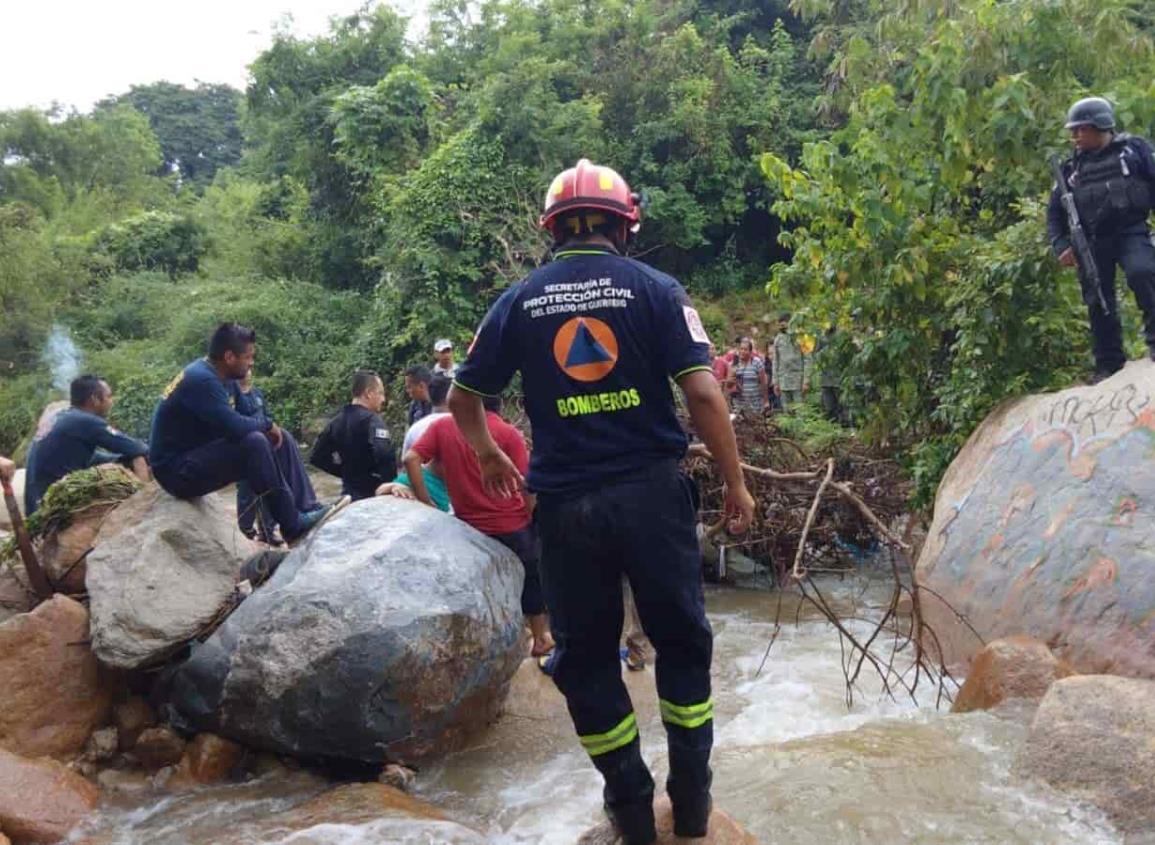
[{"x1": 2, "y1": 0, "x2": 1153, "y2": 505}]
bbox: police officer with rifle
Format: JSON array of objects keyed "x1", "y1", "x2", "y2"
[{"x1": 1047, "y1": 97, "x2": 1155, "y2": 382}]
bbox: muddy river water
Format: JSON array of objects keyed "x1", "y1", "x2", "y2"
[{"x1": 77, "y1": 575, "x2": 1121, "y2": 844}]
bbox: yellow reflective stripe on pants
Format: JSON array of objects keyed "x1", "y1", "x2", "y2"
[
  {"x1": 579, "y1": 712, "x2": 639, "y2": 757},
  {"x1": 659, "y1": 698, "x2": 714, "y2": 729}
]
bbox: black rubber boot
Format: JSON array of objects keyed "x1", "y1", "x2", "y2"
[{"x1": 593, "y1": 741, "x2": 656, "y2": 845}]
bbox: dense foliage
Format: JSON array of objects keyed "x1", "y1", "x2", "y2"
[{"x1": 2, "y1": 0, "x2": 1152, "y2": 504}]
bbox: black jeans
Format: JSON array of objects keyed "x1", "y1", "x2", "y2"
[
  {"x1": 1086, "y1": 229, "x2": 1155, "y2": 373},
  {"x1": 491, "y1": 524, "x2": 546, "y2": 616},
  {"x1": 154, "y1": 431, "x2": 304, "y2": 538},
  {"x1": 536, "y1": 460, "x2": 712, "y2": 823}
]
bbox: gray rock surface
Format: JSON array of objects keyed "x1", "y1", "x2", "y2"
[
  {"x1": 1016, "y1": 675, "x2": 1155, "y2": 835},
  {"x1": 165, "y1": 496, "x2": 525, "y2": 764},
  {"x1": 916, "y1": 359, "x2": 1155, "y2": 677},
  {"x1": 86, "y1": 484, "x2": 250, "y2": 669}
]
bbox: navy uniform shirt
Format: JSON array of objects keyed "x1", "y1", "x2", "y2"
[
  {"x1": 455, "y1": 246, "x2": 712, "y2": 494},
  {"x1": 149, "y1": 358, "x2": 270, "y2": 471},
  {"x1": 24, "y1": 408, "x2": 147, "y2": 514}
]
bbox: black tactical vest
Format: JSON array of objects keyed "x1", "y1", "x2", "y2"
[{"x1": 1069, "y1": 135, "x2": 1153, "y2": 233}]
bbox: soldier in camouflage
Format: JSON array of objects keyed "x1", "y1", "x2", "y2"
[{"x1": 771, "y1": 312, "x2": 811, "y2": 407}]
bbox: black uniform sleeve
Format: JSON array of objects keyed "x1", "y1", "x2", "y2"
[
  {"x1": 367, "y1": 413, "x2": 396, "y2": 480},
  {"x1": 454, "y1": 286, "x2": 521, "y2": 397},
  {"x1": 309, "y1": 419, "x2": 341, "y2": 477},
  {"x1": 1131, "y1": 137, "x2": 1155, "y2": 189},
  {"x1": 1047, "y1": 177, "x2": 1070, "y2": 257}
]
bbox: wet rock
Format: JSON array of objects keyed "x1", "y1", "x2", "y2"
[
  {"x1": 378, "y1": 762, "x2": 417, "y2": 792},
  {"x1": 0, "y1": 747, "x2": 100, "y2": 844},
  {"x1": 175, "y1": 733, "x2": 242, "y2": 785},
  {"x1": 87, "y1": 484, "x2": 252, "y2": 670},
  {"x1": 952, "y1": 636, "x2": 1075, "y2": 714},
  {"x1": 80, "y1": 727, "x2": 119, "y2": 764},
  {"x1": 113, "y1": 696, "x2": 156, "y2": 751},
  {"x1": 1016, "y1": 675, "x2": 1155, "y2": 835},
  {"x1": 577, "y1": 796, "x2": 760, "y2": 845},
  {"x1": 130, "y1": 726, "x2": 186, "y2": 771},
  {"x1": 248, "y1": 782, "x2": 484, "y2": 842},
  {"x1": 95, "y1": 768, "x2": 152, "y2": 795},
  {"x1": 0, "y1": 564, "x2": 35, "y2": 626},
  {"x1": 0, "y1": 595, "x2": 115, "y2": 758},
  {"x1": 916, "y1": 360, "x2": 1155, "y2": 678},
  {"x1": 165, "y1": 496, "x2": 525, "y2": 764},
  {"x1": 0, "y1": 469, "x2": 25, "y2": 532}
]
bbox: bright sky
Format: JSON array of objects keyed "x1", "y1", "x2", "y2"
[{"x1": 1, "y1": 0, "x2": 429, "y2": 113}]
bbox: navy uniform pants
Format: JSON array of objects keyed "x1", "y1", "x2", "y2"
[
  {"x1": 236, "y1": 431, "x2": 319, "y2": 540},
  {"x1": 1086, "y1": 229, "x2": 1155, "y2": 374},
  {"x1": 154, "y1": 431, "x2": 309, "y2": 539},
  {"x1": 536, "y1": 460, "x2": 712, "y2": 838}
]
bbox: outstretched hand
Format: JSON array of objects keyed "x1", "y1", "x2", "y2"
[
  {"x1": 1059, "y1": 247, "x2": 1077, "y2": 268},
  {"x1": 0, "y1": 456, "x2": 14, "y2": 485},
  {"x1": 478, "y1": 447, "x2": 524, "y2": 499}
]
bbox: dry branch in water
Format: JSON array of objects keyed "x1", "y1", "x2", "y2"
[{"x1": 687, "y1": 416, "x2": 966, "y2": 709}]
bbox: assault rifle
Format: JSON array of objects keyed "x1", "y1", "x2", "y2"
[{"x1": 1050, "y1": 154, "x2": 1109, "y2": 314}]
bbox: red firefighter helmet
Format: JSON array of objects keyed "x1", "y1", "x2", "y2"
[{"x1": 540, "y1": 159, "x2": 641, "y2": 238}]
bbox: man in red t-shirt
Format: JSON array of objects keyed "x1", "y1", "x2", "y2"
[{"x1": 404, "y1": 394, "x2": 554, "y2": 657}]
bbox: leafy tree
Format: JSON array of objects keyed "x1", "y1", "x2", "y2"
[
  {"x1": 93, "y1": 210, "x2": 208, "y2": 277},
  {"x1": 98, "y1": 82, "x2": 243, "y2": 187},
  {"x1": 760, "y1": 0, "x2": 1155, "y2": 502}
]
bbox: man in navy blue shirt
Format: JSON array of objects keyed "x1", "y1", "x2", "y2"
[
  {"x1": 150, "y1": 323, "x2": 343, "y2": 545},
  {"x1": 449, "y1": 159, "x2": 755, "y2": 843},
  {"x1": 25, "y1": 375, "x2": 150, "y2": 515}
]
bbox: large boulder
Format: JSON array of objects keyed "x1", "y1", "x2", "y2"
[
  {"x1": 165, "y1": 496, "x2": 525, "y2": 764},
  {"x1": 1016, "y1": 675, "x2": 1155, "y2": 835},
  {"x1": 951, "y1": 636, "x2": 1075, "y2": 714},
  {"x1": 916, "y1": 360, "x2": 1155, "y2": 677},
  {"x1": 0, "y1": 747, "x2": 100, "y2": 844},
  {"x1": 86, "y1": 484, "x2": 251, "y2": 669},
  {"x1": 0, "y1": 595, "x2": 115, "y2": 759}
]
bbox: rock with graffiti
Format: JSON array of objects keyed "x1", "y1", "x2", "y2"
[{"x1": 917, "y1": 359, "x2": 1155, "y2": 679}]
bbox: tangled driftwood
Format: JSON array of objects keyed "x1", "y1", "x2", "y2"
[{"x1": 687, "y1": 415, "x2": 965, "y2": 709}]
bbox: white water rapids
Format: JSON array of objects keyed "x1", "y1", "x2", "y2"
[{"x1": 77, "y1": 575, "x2": 1121, "y2": 844}]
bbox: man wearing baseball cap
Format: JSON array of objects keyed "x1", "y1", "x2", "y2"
[{"x1": 432, "y1": 339, "x2": 458, "y2": 378}]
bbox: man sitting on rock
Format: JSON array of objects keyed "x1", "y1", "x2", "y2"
[
  {"x1": 24, "y1": 374, "x2": 151, "y2": 515},
  {"x1": 149, "y1": 322, "x2": 345, "y2": 545},
  {"x1": 402, "y1": 394, "x2": 554, "y2": 657},
  {"x1": 234, "y1": 368, "x2": 322, "y2": 544},
  {"x1": 310, "y1": 369, "x2": 397, "y2": 502}
]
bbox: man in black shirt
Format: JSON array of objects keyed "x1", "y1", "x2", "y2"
[
  {"x1": 404, "y1": 365, "x2": 433, "y2": 426},
  {"x1": 311, "y1": 370, "x2": 397, "y2": 501},
  {"x1": 25, "y1": 375, "x2": 151, "y2": 514}
]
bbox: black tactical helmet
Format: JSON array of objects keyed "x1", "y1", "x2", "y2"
[{"x1": 1064, "y1": 97, "x2": 1116, "y2": 131}]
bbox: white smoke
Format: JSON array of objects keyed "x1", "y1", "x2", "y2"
[{"x1": 42, "y1": 324, "x2": 82, "y2": 394}]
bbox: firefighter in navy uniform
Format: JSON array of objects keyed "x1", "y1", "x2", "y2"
[
  {"x1": 448, "y1": 159, "x2": 755, "y2": 843},
  {"x1": 1047, "y1": 96, "x2": 1155, "y2": 381}
]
